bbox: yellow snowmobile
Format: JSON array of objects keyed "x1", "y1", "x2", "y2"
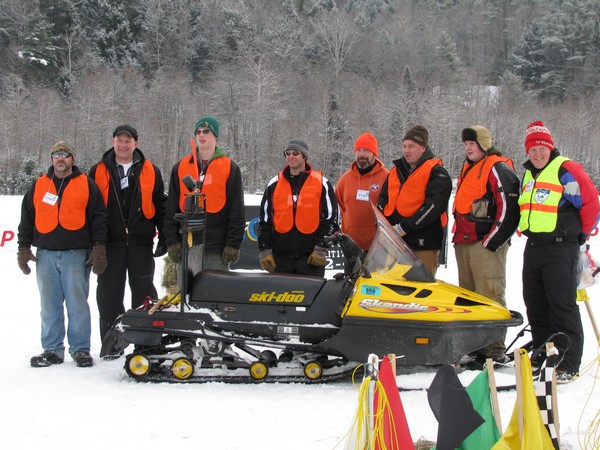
[{"x1": 102, "y1": 179, "x2": 522, "y2": 382}]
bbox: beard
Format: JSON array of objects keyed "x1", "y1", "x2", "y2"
[{"x1": 356, "y1": 158, "x2": 372, "y2": 169}]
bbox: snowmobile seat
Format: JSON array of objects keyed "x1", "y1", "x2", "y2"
[{"x1": 189, "y1": 270, "x2": 327, "y2": 306}]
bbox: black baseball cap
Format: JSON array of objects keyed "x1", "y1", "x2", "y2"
[{"x1": 112, "y1": 124, "x2": 139, "y2": 140}]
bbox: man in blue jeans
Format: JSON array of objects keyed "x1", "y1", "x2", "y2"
[{"x1": 17, "y1": 141, "x2": 108, "y2": 368}]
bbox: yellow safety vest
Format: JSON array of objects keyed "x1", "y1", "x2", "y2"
[{"x1": 518, "y1": 156, "x2": 568, "y2": 233}]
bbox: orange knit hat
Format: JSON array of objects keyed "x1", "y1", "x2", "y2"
[{"x1": 354, "y1": 132, "x2": 378, "y2": 156}]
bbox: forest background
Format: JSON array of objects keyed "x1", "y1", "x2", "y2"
[{"x1": 2, "y1": 0, "x2": 600, "y2": 195}]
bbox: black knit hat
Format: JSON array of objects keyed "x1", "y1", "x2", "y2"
[{"x1": 284, "y1": 139, "x2": 309, "y2": 159}]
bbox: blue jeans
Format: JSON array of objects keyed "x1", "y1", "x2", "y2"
[{"x1": 36, "y1": 248, "x2": 92, "y2": 357}]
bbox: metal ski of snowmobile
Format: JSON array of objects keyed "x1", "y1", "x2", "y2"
[{"x1": 103, "y1": 177, "x2": 523, "y2": 383}]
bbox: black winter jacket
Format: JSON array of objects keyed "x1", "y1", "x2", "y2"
[
  {"x1": 18, "y1": 165, "x2": 108, "y2": 250},
  {"x1": 258, "y1": 163, "x2": 338, "y2": 259},
  {"x1": 88, "y1": 148, "x2": 166, "y2": 247},
  {"x1": 164, "y1": 152, "x2": 245, "y2": 251},
  {"x1": 377, "y1": 149, "x2": 452, "y2": 251}
]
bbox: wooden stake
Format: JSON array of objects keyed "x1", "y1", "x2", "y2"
[
  {"x1": 546, "y1": 342, "x2": 560, "y2": 445},
  {"x1": 580, "y1": 289, "x2": 600, "y2": 343},
  {"x1": 486, "y1": 358, "x2": 502, "y2": 433},
  {"x1": 514, "y1": 348, "x2": 524, "y2": 443},
  {"x1": 386, "y1": 353, "x2": 397, "y2": 378}
]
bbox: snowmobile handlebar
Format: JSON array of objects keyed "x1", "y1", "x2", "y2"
[
  {"x1": 182, "y1": 175, "x2": 198, "y2": 192},
  {"x1": 175, "y1": 187, "x2": 206, "y2": 235},
  {"x1": 323, "y1": 232, "x2": 365, "y2": 277},
  {"x1": 323, "y1": 232, "x2": 343, "y2": 247}
]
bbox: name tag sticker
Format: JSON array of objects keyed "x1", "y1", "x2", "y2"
[
  {"x1": 356, "y1": 189, "x2": 370, "y2": 201},
  {"x1": 120, "y1": 177, "x2": 129, "y2": 189},
  {"x1": 42, "y1": 192, "x2": 58, "y2": 206}
]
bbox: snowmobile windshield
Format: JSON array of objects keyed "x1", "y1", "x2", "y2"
[{"x1": 363, "y1": 207, "x2": 435, "y2": 283}]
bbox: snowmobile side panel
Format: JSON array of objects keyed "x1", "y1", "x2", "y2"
[
  {"x1": 299, "y1": 278, "x2": 348, "y2": 326},
  {"x1": 122, "y1": 310, "x2": 209, "y2": 346},
  {"x1": 188, "y1": 272, "x2": 346, "y2": 327},
  {"x1": 190, "y1": 270, "x2": 326, "y2": 306},
  {"x1": 124, "y1": 330, "x2": 163, "y2": 346},
  {"x1": 120, "y1": 307, "x2": 341, "y2": 346},
  {"x1": 344, "y1": 277, "x2": 513, "y2": 322},
  {"x1": 318, "y1": 311, "x2": 523, "y2": 365}
]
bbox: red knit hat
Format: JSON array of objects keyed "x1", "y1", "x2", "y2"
[
  {"x1": 354, "y1": 132, "x2": 378, "y2": 156},
  {"x1": 525, "y1": 121, "x2": 554, "y2": 152}
]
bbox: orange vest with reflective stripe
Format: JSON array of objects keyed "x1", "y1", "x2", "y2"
[
  {"x1": 383, "y1": 159, "x2": 448, "y2": 226},
  {"x1": 33, "y1": 173, "x2": 89, "y2": 234},
  {"x1": 94, "y1": 160, "x2": 156, "y2": 219},
  {"x1": 273, "y1": 171, "x2": 323, "y2": 234},
  {"x1": 454, "y1": 155, "x2": 514, "y2": 214},
  {"x1": 177, "y1": 156, "x2": 231, "y2": 213}
]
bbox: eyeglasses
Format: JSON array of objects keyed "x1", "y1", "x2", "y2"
[
  {"x1": 196, "y1": 128, "x2": 212, "y2": 135},
  {"x1": 51, "y1": 152, "x2": 72, "y2": 159},
  {"x1": 285, "y1": 150, "x2": 301, "y2": 157}
]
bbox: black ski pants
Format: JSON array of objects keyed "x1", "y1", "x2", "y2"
[
  {"x1": 97, "y1": 243, "x2": 158, "y2": 341},
  {"x1": 522, "y1": 241, "x2": 584, "y2": 373},
  {"x1": 274, "y1": 255, "x2": 325, "y2": 277}
]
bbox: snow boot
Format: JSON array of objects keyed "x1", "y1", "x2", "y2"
[
  {"x1": 72, "y1": 351, "x2": 94, "y2": 368},
  {"x1": 30, "y1": 351, "x2": 64, "y2": 367}
]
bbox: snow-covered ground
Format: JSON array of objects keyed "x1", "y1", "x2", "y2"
[{"x1": 0, "y1": 195, "x2": 598, "y2": 449}]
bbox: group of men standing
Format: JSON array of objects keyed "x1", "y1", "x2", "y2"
[
  {"x1": 336, "y1": 121, "x2": 598, "y2": 381},
  {"x1": 17, "y1": 117, "x2": 244, "y2": 367},
  {"x1": 17, "y1": 116, "x2": 599, "y2": 382}
]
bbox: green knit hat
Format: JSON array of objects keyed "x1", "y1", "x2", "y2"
[{"x1": 194, "y1": 116, "x2": 220, "y2": 139}]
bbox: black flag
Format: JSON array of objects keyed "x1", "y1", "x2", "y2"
[{"x1": 427, "y1": 365, "x2": 485, "y2": 450}]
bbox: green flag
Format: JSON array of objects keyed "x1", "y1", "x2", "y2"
[{"x1": 458, "y1": 370, "x2": 501, "y2": 449}]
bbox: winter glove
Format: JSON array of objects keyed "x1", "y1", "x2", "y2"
[
  {"x1": 393, "y1": 224, "x2": 407, "y2": 237},
  {"x1": 167, "y1": 242, "x2": 182, "y2": 264},
  {"x1": 578, "y1": 233, "x2": 588, "y2": 246},
  {"x1": 86, "y1": 243, "x2": 108, "y2": 275},
  {"x1": 259, "y1": 249, "x2": 276, "y2": 273},
  {"x1": 153, "y1": 235, "x2": 168, "y2": 257},
  {"x1": 222, "y1": 246, "x2": 240, "y2": 265},
  {"x1": 307, "y1": 245, "x2": 328, "y2": 267},
  {"x1": 17, "y1": 246, "x2": 37, "y2": 275}
]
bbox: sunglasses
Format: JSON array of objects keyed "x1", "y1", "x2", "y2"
[
  {"x1": 285, "y1": 150, "x2": 301, "y2": 157},
  {"x1": 51, "y1": 151, "x2": 72, "y2": 159},
  {"x1": 196, "y1": 128, "x2": 212, "y2": 135}
]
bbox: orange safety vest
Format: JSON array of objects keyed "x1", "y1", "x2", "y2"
[
  {"x1": 454, "y1": 155, "x2": 514, "y2": 215},
  {"x1": 33, "y1": 173, "x2": 89, "y2": 234},
  {"x1": 383, "y1": 159, "x2": 448, "y2": 226},
  {"x1": 177, "y1": 156, "x2": 231, "y2": 213},
  {"x1": 273, "y1": 170, "x2": 323, "y2": 234},
  {"x1": 94, "y1": 160, "x2": 156, "y2": 219}
]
